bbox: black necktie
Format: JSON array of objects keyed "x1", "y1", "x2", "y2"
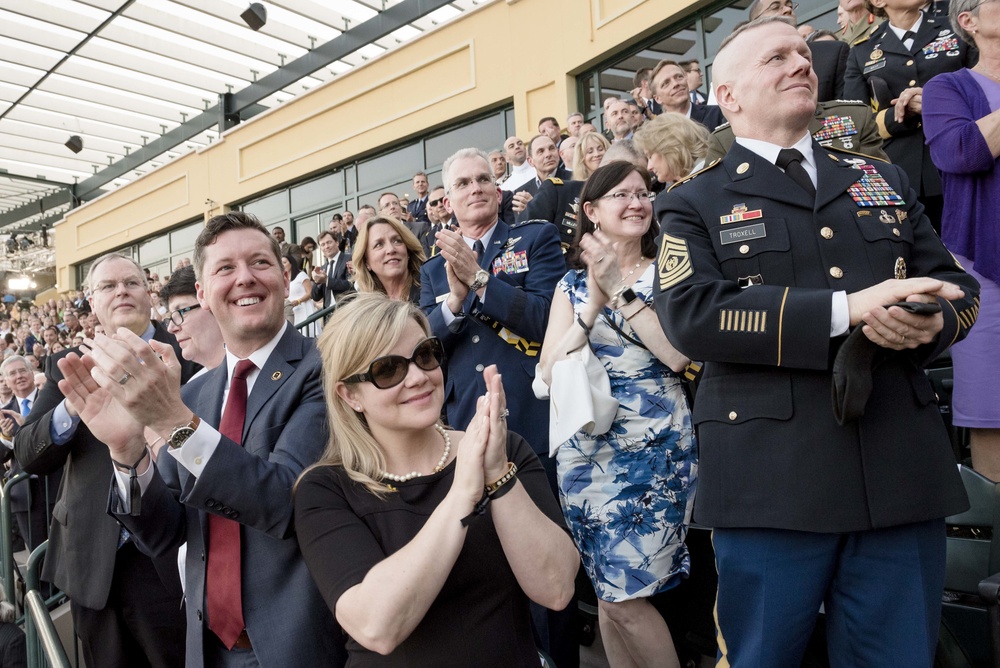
[
  {"x1": 473, "y1": 239, "x2": 485, "y2": 265},
  {"x1": 776, "y1": 148, "x2": 816, "y2": 197},
  {"x1": 902, "y1": 30, "x2": 916, "y2": 44}
]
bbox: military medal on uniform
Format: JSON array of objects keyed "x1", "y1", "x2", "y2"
[{"x1": 847, "y1": 164, "x2": 904, "y2": 207}]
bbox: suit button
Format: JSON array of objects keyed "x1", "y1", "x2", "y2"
[
  {"x1": 728, "y1": 411, "x2": 738, "y2": 421},
  {"x1": 906, "y1": 59, "x2": 914, "y2": 66},
  {"x1": 892, "y1": 228, "x2": 900, "y2": 237},
  {"x1": 231, "y1": 511, "x2": 239, "y2": 520},
  {"x1": 201, "y1": 551, "x2": 206, "y2": 562},
  {"x1": 909, "y1": 79, "x2": 916, "y2": 86},
  {"x1": 197, "y1": 610, "x2": 203, "y2": 621},
  {"x1": 830, "y1": 266, "x2": 844, "y2": 279},
  {"x1": 206, "y1": 498, "x2": 216, "y2": 507},
  {"x1": 820, "y1": 227, "x2": 834, "y2": 239},
  {"x1": 475, "y1": 364, "x2": 484, "y2": 372},
  {"x1": 472, "y1": 335, "x2": 480, "y2": 343},
  {"x1": 739, "y1": 244, "x2": 750, "y2": 254}
]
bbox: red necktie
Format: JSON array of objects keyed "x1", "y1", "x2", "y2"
[{"x1": 206, "y1": 359, "x2": 255, "y2": 648}]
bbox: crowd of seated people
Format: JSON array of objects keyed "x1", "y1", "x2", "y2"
[{"x1": 4, "y1": 4, "x2": 999, "y2": 667}]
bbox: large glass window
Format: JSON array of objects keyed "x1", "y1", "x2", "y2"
[{"x1": 578, "y1": 0, "x2": 837, "y2": 120}]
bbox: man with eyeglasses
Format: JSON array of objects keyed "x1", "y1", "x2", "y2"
[
  {"x1": 161, "y1": 266, "x2": 225, "y2": 378},
  {"x1": 680, "y1": 59, "x2": 708, "y2": 105},
  {"x1": 749, "y1": 0, "x2": 850, "y2": 102},
  {"x1": 14, "y1": 252, "x2": 192, "y2": 668},
  {"x1": 51, "y1": 213, "x2": 346, "y2": 667},
  {"x1": 419, "y1": 147, "x2": 578, "y2": 668}
]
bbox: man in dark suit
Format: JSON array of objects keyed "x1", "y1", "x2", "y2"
[
  {"x1": 406, "y1": 172, "x2": 431, "y2": 223},
  {"x1": 56, "y1": 213, "x2": 345, "y2": 668},
  {"x1": 310, "y1": 230, "x2": 353, "y2": 309},
  {"x1": 15, "y1": 253, "x2": 190, "y2": 668},
  {"x1": 651, "y1": 60, "x2": 726, "y2": 131},
  {"x1": 380, "y1": 191, "x2": 429, "y2": 243},
  {"x1": 0, "y1": 355, "x2": 59, "y2": 552},
  {"x1": 419, "y1": 147, "x2": 576, "y2": 668},
  {"x1": 654, "y1": 18, "x2": 978, "y2": 666}
]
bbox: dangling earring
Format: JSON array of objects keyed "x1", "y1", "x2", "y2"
[{"x1": 595, "y1": 222, "x2": 601, "y2": 232}]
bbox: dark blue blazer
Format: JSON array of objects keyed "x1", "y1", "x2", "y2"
[
  {"x1": 109, "y1": 325, "x2": 345, "y2": 668},
  {"x1": 407, "y1": 196, "x2": 429, "y2": 223},
  {"x1": 419, "y1": 220, "x2": 565, "y2": 455}
]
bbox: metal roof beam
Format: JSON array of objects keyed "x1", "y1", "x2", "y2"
[
  {"x1": 231, "y1": 0, "x2": 454, "y2": 110},
  {"x1": 0, "y1": 189, "x2": 73, "y2": 228},
  {"x1": 74, "y1": 0, "x2": 454, "y2": 203}
]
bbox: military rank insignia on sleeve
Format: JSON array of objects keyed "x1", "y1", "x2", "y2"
[{"x1": 658, "y1": 233, "x2": 694, "y2": 290}]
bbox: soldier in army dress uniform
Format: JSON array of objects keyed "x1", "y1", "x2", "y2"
[
  {"x1": 844, "y1": 0, "x2": 976, "y2": 230},
  {"x1": 654, "y1": 18, "x2": 979, "y2": 667}
]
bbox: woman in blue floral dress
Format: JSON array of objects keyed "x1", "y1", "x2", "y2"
[{"x1": 540, "y1": 161, "x2": 697, "y2": 668}]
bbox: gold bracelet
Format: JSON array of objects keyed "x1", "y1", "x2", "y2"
[{"x1": 485, "y1": 461, "x2": 518, "y2": 496}]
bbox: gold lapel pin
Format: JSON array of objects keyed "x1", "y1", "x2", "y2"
[
  {"x1": 271, "y1": 371, "x2": 282, "y2": 381},
  {"x1": 737, "y1": 162, "x2": 750, "y2": 174}
]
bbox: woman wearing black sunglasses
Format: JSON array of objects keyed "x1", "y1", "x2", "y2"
[{"x1": 294, "y1": 294, "x2": 577, "y2": 665}]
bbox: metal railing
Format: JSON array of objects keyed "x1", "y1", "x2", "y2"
[
  {"x1": 24, "y1": 542, "x2": 70, "y2": 668},
  {"x1": 1, "y1": 471, "x2": 29, "y2": 610},
  {"x1": 293, "y1": 303, "x2": 336, "y2": 334}
]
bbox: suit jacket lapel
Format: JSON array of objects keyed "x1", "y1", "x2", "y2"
[
  {"x1": 244, "y1": 327, "x2": 301, "y2": 449},
  {"x1": 913, "y1": 14, "x2": 942, "y2": 53}
]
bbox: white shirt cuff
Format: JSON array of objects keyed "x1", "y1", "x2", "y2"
[
  {"x1": 166, "y1": 419, "x2": 221, "y2": 478},
  {"x1": 831, "y1": 291, "x2": 850, "y2": 337}
]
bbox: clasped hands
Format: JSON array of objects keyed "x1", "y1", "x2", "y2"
[
  {"x1": 57, "y1": 329, "x2": 189, "y2": 465},
  {"x1": 847, "y1": 277, "x2": 964, "y2": 350},
  {"x1": 449, "y1": 365, "x2": 511, "y2": 513}
]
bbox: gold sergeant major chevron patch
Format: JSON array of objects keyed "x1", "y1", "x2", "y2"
[{"x1": 658, "y1": 233, "x2": 693, "y2": 291}]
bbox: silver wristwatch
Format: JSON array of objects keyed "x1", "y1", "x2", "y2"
[{"x1": 469, "y1": 269, "x2": 490, "y2": 291}]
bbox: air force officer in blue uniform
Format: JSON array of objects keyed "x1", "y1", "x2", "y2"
[
  {"x1": 419, "y1": 148, "x2": 565, "y2": 477},
  {"x1": 654, "y1": 18, "x2": 978, "y2": 667}
]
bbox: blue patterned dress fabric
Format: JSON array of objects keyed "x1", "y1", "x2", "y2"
[{"x1": 556, "y1": 265, "x2": 698, "y2": 602}]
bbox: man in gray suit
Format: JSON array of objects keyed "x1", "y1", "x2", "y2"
[
  {"x1": 56, "y1": 212, "x2": 345, "y2": 667},
  {"x1": 15, "y1": 253, "x2": 189, "y2": 668}
]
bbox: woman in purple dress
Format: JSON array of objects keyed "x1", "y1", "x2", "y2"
[{"x1": 923, "y1": 0, "x2": 1000, "y2": 478}]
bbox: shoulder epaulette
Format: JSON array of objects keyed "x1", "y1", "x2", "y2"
[
  {"x1": 712, "y1": 122, "x2": 732, "y2": 134},
  {"x1": 824, "y1": 144, "x2": 890, "y2": 163},
  {"x1": 824, "y1": 99, "x2": 866, "y2": 106},
  {"x1": 547, "y1": 177, "x2": 564, "y2": 186},
  {"x1": 513, "y1": 218, "x2": 549, "y2": 228},
  {"x1": 667, "y1": 158, "x2": 722, "y2": 192}
]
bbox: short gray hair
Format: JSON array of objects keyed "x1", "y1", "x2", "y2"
[
  {"x1": 84, "y1": 253, "x2": 146, "y2": 292},
  {"x1": 442, "y1": 148, "x2": 491, "y2": 194},
  {"x1": 1, "y1": 355, "x2": 28, "y2": 375},
  {"x1": 949, "y1": 0, "x2": 978, "y2": 44}
]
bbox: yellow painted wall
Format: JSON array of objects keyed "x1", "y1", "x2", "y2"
[{"x1": 55, "y1": 0, "x2": 695, "y2": 289}]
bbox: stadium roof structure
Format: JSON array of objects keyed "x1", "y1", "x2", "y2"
[{"x1": 0, "y1": 0, "x2": 479, "y2": 237}]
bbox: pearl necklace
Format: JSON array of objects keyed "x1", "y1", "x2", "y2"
[{"x1": 380, "y1": 424, "x2": 451, "y2": 483}]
